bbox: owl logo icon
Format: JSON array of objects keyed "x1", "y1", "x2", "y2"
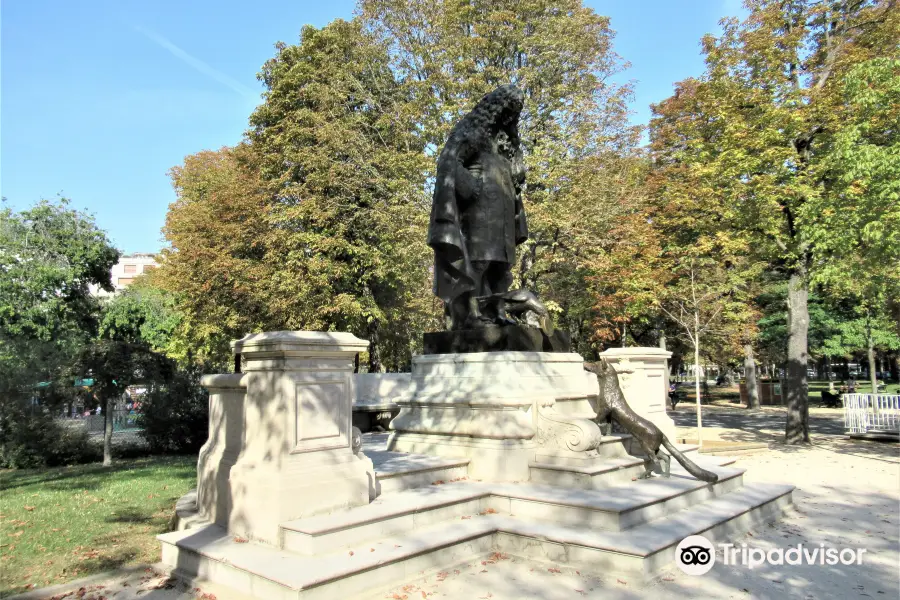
[{"x1": 676, "y1": 535, "x2": 716, "y2": 575}]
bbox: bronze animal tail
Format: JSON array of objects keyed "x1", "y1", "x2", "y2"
[{"x1": 661, "y1": 437, "x2": 719, "y2": 483}]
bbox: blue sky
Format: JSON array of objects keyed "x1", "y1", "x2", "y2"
[{"x1": 1, "y1": 0, "x2": 746, "y2": 254}]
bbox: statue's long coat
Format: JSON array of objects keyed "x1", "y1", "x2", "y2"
[{"x1": 427, "y1": 88, "x2": 527, "y2": 304}]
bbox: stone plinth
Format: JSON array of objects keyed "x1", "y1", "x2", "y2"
[
  {"x1": 599, "y1": 347, "x2": 677, "y2": 441},
  {"x1": 196, "y1": 373, "x2": 247, "y2": 528},
  {"x1": 387, "y1": 352, "x2": 598, "y2": 481},
  {"x1": 216, "y1": 331, "x2": 375, "y2": 545}
]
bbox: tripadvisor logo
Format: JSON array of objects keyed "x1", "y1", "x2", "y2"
[{"x1": 675, "y1": 534, "x2": 868, "y2": 576}]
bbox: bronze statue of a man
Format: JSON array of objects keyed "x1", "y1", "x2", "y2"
[{"x1": 428, "y1": 85, "x2": 528, "y2": 330}]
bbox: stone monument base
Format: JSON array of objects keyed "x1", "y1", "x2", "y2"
[
  {"x1": 161, "y1": 333, "x2": 796, "y2": 600},
  {"x1": 423, "y1": 324, "x2": 570, "y2": 354},
  {"x1": 387, "y1": 351, "x2": 596, "y2": 481}
]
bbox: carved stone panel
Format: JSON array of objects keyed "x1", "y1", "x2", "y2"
[{"x1": 292, "y1": 379, "x2": 349, "y2": 454}]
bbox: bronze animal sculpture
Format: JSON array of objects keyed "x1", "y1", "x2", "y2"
[
  {"x1": 477, "y1": 289, "x2": 550, "y2": 331},
  {"x1": 586, "y1": 361, "x2": 718, "y2": 483}
]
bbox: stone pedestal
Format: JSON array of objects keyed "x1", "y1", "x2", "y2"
[
  {"x1": 423, "y1": 325, "x2": 571, "y2": 354},
  {"x1": 196, "y1": 373, "x2": 246, "y2": 528},
  {"x1": 599, "y1": 347, "x2": 677, "y2": 441},
  {"x1": 221, "y1": 331, "x2": 375, "y2": 545},
  {"x1": 387, "y1": 352, "x2": 598, "y2": 482}
]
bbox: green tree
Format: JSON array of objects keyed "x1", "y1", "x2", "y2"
[
  {"x1": 0, "y1": 198, "x2": 118, "y2": 402},
  {"x1": 72, "y1": 341, "x2": 173, "y2": 466},
  {"x1": 247, "y1": 18, "x2": 434, "y2": 371},
  {"x1": 650, "y1": 0, "x2": 897, "y2": 443},
  {"x1": 807, "y1": 57, "x2": 900, "y2": 391},
  {"x1": 99, "y1": 279, "x2": 182, "y2": 358},
  {"x1": 0, "y1": 198, "x2": 119, "y2": 467}
]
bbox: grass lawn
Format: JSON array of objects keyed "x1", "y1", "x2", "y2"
[{"x1": 0, "y1": 455, "x2": 196, "y2": 598}]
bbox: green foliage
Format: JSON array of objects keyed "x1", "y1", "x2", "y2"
[
  {"x1": 0, "y1": 198, "x2": 119, "y2": 402},
  {"x1": 808, "y1": 59, "x2": 900, "y2": 288},
  {"x1": 649, "y1": 0, "x2": 897, "y2": 440},
  {"x1": 0, "y1": 407, "x2": 99, "y2": 469},
  {"x1": 99, "y1": 280, "x2": 182, "y2": 357},
  {"x1": 0, "y1": 199, "x2": 121, "y2": 467},
  {"x1": 139, "y1": 366, "x2": 209, "y2": 454},
  {"x1": 160, "y1": 20, "x2": 436, "y2": 370},
  {"x1": 249, "y1": 18, "x2": 434, "y2": 370},
  {"x1": 72, "y1": 341, "x2": 174, "y2": 405}
]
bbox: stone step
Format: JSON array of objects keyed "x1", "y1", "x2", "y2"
[
  {"x1": 283, "y1": 459, "x2": 743, "y2": 555},
  {"x1": 369, "y1": 450, "x2": 469, "y2": 495},
  {"x1": 497, "y1": 481, "x2": 795, "y2": 576},
  {"x1": 529, "y1": 455, "x2": 650, "y2": 488},
  {"x1": 159, "y1": 482, "x2": 794, "y2": 599},
  {"x1": 491, "y1": 463, "x2": 746, "y2": 531},
  {"x1": 160, "y1": 517, "x2": 496, "y2": 600},
  {"x1": 529, "y1": 444, "x2": 724, "y2": 490},
  {"x1": 280, "y1": 483, "x2": 487, "y2": 555}
]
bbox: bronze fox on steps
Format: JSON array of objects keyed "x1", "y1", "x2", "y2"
[{"x1": 585, "y1": 361, "x2": 718, "y2": 484}]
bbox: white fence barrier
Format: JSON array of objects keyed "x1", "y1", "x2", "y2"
[{"x1": 843, "y1": 394, "x2": 900, "y2": 434}]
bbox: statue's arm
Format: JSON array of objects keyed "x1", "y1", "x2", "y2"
[
  {"x1": 454, "y1": 144, "x2": 483, "y2": 208},
  {"x1": 455, "y1": 161, "x2": 480, "y2": 205}
]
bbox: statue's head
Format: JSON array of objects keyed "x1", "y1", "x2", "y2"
[{"x1": 446, "y1": 85, "x2": 524, "y2": 155}]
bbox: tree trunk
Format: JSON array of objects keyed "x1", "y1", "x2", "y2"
[
  {"x1": 890, "y1": 352, "x2": 900, "y2": 383},
  {"x1": 784, "y1": 269, "x2": 810, "y2": 444},
  {"x1": 694, "y1": 311, "x2": 703, "y2": 449},
  {"x1": 744, "y1": 344, "x2": 760, "y2": 409},
  {"x1": 103, "y1": 395, "x2": 113, "y2": 467},
  {"x1": 866, "y1": 321, "x2": 878, "y2": 394},
  {"x1": 670, "y1": 354, "x2": 683, "y2": 383},
  {"x1": 367, "y1": 322, "x2": 382, "y2": 373},
  {"x1": 659, "y1": 329, "x2": 670, "y2": 397}
]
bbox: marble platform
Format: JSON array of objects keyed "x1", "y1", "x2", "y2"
[
  {"x1": 164, "y1": 332, "x2": 795, "y2": 599},
  {"x1": 162, "y1": 432, "x2": 793, "y2": 600}
]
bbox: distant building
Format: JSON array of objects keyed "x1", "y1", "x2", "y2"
[{"x1": 90, "y1": 252, "x2": 158, "y2": 297}]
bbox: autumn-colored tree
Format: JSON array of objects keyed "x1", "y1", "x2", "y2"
[
  {"x1": 158, "y1": 20, "x2": 435, "y2": 370},
  {"x1": 157, "y1": 145, "x2": 273, "y2": 366},
  {"x1": 650, "y1": 0, "x2": 898, "y2": 443},
  {"x1": 359, "y1": 0, "x2": 660, "y2": 352}
]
